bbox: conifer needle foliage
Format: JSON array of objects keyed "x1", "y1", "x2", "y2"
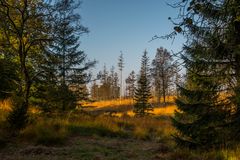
[{"x1": 134, "y1": 50, "x2": 153, "y2": 116}]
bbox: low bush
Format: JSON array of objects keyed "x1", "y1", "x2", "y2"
[{"x1": 133, "y1": 126, "x2": 149, "y2": 140}]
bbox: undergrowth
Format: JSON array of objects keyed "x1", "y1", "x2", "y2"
[
  {"x1": 19, "y1": 113, "x2": 174, "y2": 146},
  {"x1": 1, "y1": 99, "x2": 240, "y2": 159}
]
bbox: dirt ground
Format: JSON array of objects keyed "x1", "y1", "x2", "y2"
[{"x1": 0, "y1": 136, "x2": 173, "y2": 160}]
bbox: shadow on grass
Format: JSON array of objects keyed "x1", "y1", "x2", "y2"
[{"x1": 68, "y1": 124, "x2": 129, "y2": 138}]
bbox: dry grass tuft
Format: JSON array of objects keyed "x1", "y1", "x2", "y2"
[
  {"x1": 0, "y1": 99, "x2": 11, "y2": 111},
  {"x1": 21, "y1": 118, "x2": 69, "y2": 145},
  {"x1": 150, "y1": 105, "x2": 177, "y2": 115}
]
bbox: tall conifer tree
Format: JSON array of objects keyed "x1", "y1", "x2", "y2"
[
  {"x1": 40, "y1": 0, "x2": 95, "y2": 111},
  {"x1": 171, "y1": 0, "x2": 240, "y2": 148},
  {"x1": 134, "y1": 50, "x2": 152, "y2": 116}
]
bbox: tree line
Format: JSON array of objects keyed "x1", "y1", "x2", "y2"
[{"x1": 90, "y1": 48, "x2": 179, "y2": 105}]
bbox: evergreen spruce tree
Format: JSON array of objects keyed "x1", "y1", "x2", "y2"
[
  {"x1": 173, "y1": 50, "x2": 229, "y2": 149},
  {"x1": 171, "y1": 0, "x2": 240, "y2": 148},
  {"x1": 36, "y1": 0, "x2": 95, "y2": 111},
  {"x1": 134, "y1": 50, "x2": 152, "y2": 116},
  {"x1": 0, "y1": 58, "x2": 18, "y2": 100}
]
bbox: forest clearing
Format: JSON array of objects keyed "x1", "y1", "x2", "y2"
[
  {"x1": 0, "y1": 98, "x2": 240, "y2": 160},
  {"x1": 1, "y1": 0, "x2": 240, "y2": 159}
]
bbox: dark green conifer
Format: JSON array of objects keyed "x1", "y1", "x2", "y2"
[
  {"x1": 134, "y1": 50, "x2": 152, "y2": 116},
  {"x1": 34, "y1": 0, "x2": 95, "y2": 111},
  {"x1": 171, "y1": 0, "x2": 240, "y2": 148},
  {"x1": 173, "y1": 51, "x2": 229, "y2": 149}
]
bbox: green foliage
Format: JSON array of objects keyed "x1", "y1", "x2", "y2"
[
  {"x1": 31, "y1": 0, "x2": 95, "y2": 112},
  {"x1": 33, "y1": 83, "x2": 76, "y2": 112},
  {"x1": 0, "y1": 0, "x2": 51, "y2": 132},
  {"x1": 0, "y1": 59, "x2": 18, "y2": 100},
  {"x1": 134, "y1": 50, "x2": 153, "y2": 116},
  {"x1": 172, "y1": 0, "x2": 240, "y2": 149},
  {"x1": 173, "y1": 54, "x2": 230, "y2": 149}
]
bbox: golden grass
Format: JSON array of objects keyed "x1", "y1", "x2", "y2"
[
  {"x1": 3, "y1": 96, "x2": 240, "y2": 160},
  {"x1": 4, "y1": 96, "x2": 240, "y2": 159},
  {"x1": 83, "y1": 96, "x2": 177, "y2": 117},
  {"x1": 20, "y1": 112, "x2": 175, "y2": 144},
  {"x1": 0, "y1": 99, "x2": 11, "y2": 111},
  {"x1": 0, "y1": 99, "x2": 41, "y2": 115},
  {"x1": 84, "y1": 98, "x2": 134, "y2": 108},
  {"x1": 84, "y1": 96, "x2": 176, "y2": 109},
  {"x1": 150, "y1": 105, "x2": 177, "y2": 115},
  {"x1": 1, "y1": 96, "x2": 177, "y2": 143},
  {"x1": 125, "y1": 105, "x2": 177, "y2": 117},
  {"x1": 81, "y1": 98, "x2": 177, "y2": 139},
  {"x1": 0, "y1": 96, "x2": 176, "y2": 117},
  {"x1": 151, "y1": 96, "x2": 176, "y2": 104}
]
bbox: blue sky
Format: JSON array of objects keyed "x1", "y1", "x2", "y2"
[{"x1": 79, "y1": 0, "x2": 185, "y2": 79}]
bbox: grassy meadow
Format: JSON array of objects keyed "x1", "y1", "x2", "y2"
[{"x1": 0, "y1": 97, "x2": 240, "y2": 160}]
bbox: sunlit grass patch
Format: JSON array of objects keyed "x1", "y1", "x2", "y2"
[
  {"x1": 19, "y1": 111, "x2": 175, "y2": 146},
  {"x1": 0, "y1": 99, "x2": 11, "y2": 111},
  {"x1": 1, "y1": 97, "x2": 177, "y2": 148},
  {"x1": 2, "y1": 97, "x2": 240, "y2": 159},
  {"x1": 83, "y1": 98, "x2": 134, "y2": 108},
  {"x1": 151, "y1": 96, "x2": 176, "y2": 104},
  {"x1": 83, "y1": 97, "x2": 177, "y2": 118},
  {"x1": 84, "y1": 96, "x2": 176, "y2": 109},
  {"x1": 150, "y1": 105, "x2": 177, "y2": 115},
  {"x1": 125, "y1": 105, "x2": 177, "y2": 117},
  {"x1": 220, "y1": 147, "x2": 240, "y2": 160},
  {"x1": 0, "y1": 99, "x2": 41, "y2": 118}
]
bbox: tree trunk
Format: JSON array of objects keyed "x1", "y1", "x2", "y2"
[
  {"x1": 157, "y1": 83, "x2": 161, "y2": 106},
  {"x1": 19, "y1": 38, "x2": 31, "y2": 112},
  {"x1": 162, "y1": 69, "x2": 166, "y2": 106}
]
